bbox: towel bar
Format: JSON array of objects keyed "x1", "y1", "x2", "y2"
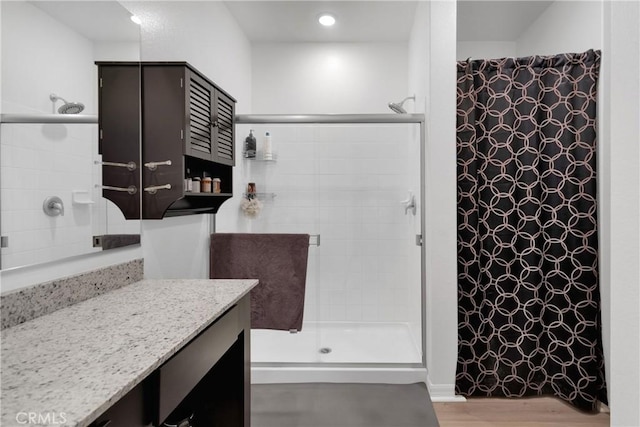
[{"x1": 309, "y1": 234, "x2": 320, "y2": 247}]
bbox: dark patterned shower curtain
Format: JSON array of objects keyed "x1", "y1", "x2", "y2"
[{"x1": 455, "y1": 50, "x2": 607, "y2": 411}]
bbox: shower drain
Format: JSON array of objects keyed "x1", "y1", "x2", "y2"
[{"x1": 319, "y1": 347, "x2": 332, "y2": 354}]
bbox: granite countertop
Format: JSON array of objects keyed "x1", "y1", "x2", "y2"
[{"x1": 0, "y1": 279, "x2": 258, "y2": 427}]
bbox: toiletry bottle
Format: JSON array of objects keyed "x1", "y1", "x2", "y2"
[
  {"x1": 202, "y1": 176, "x2": 212, "y2": 193},
  {"x1": 191, "y1": 177, "x2": 201, "y2": 193},
  {"x1": 244, "y1": 130, "x2": 256, "y2": 158},
  {"x1": 184, "y1": 168, "x2": 192, "y2": 192},
  {"x1": 247, "y1": 182, "x2": 256, "y2": 199},
  {"x1": 263, "y1": 132, "x2": 273, "y2": 160}
]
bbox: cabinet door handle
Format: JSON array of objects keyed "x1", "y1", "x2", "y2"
[
  {"x1": 95, "y1": 160, "x2": 137, "y2": 171},
  {"x1": 96, "y1": 185, "x2": 138, "y2": 195},
  {"x1": 144, "y1": 160, "x2": 172, "y2": 170},
  {"x1": 144, "y1": 184, "x2": 172, "y2": 194},
  {"x1": 210, "y1": 120, "x2": 218, "y2": 128}
]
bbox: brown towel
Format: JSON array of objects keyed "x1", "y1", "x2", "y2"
[{"x1": 210, "y1": 233, "x2": 309, "y2": 331}]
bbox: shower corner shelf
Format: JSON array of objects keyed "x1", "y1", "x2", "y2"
[
  {"x1": 242, "y1": 152, "x2": 277, "y2": 162},
  {"x1": 243, "y1": 192, "x2": 276, "y2": 201}
]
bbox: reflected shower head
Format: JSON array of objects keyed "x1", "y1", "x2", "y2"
[
  {"x1": 388, "y1": 95, "x2": 415, "y2": 114},
  {"x1": 50, "y1": 93, "x2": 85, "y2": 114}
]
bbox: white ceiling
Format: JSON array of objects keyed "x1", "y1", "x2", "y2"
[
  {"x1": 225, "y1": 0, "x2": 554, "y2": 43},
  {"x1": 29, "y1": 1, "x2": 554, "y2": 45},
  {"x1": 30, "y1": 1, "x2": 140, "y2": 42},
  {"x1": 223, "y1": 1, "x2": 419, "y2": 43}
]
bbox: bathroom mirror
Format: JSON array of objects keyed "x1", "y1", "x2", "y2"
[{"x1": 0, "y1": 1, "x2": 141, "y2": 270}]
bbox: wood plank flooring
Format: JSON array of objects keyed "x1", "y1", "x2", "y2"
[{"x1": 433, "y1": 397, "x2": 610, "y2": 427}]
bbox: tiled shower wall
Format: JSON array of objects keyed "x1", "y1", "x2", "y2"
[
  {"x1": 0, "y1": 123, "x2": 138, "y2": 269},
  {"x1": 238, "y1": 123, "x2": 422, "y2": 339},
  {"x1": 0, "y1": 124, "x2": 100, "y2": 268}
]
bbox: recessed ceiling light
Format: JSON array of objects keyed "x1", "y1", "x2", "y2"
[
  {"x1": 318, "y1": 14, "x2": 336, "y2": 27},
  {"x1": 130, "y1": 15, "x2": 142, "y2": 25}
]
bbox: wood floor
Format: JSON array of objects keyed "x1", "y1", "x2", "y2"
[{"x1": 433, "y1": 397, "x2": 610, "y2": 427}]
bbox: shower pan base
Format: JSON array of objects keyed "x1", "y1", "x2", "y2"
[
  {"x1": 251, "y1": 321, "x2": 425, "y2": 384},
  {"x1": 251, "y1": 321, "x2": 421, "y2": 364}
]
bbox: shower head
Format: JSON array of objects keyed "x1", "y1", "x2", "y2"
[
  {"x1": 388, "y1": 95, "x2": 415, "y2": 114},
  {"x1": 50, "y1": 93, "x2": 85, "y2": 114}
]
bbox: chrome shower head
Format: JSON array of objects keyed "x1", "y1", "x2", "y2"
[
  {"x1": 50, "y1": 93, "x2": 85, "y2": 114},
  {"x1": 388, "y1": 95, "x2": 415, "y2": 114}
]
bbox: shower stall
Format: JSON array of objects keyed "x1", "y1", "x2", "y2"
[{"x1": 234, "y1": 114, "x2": 427, "y2": 383}]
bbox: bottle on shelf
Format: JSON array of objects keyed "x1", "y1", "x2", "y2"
[
  {"x1": 263, "y1": 131, "x2": 273, "y2": 160},
  {"x1": 184, "y1": 168, "x2": 192, "y2": 192},
  {"x1": 202, "y1": 176, "x2": 212, "y2": 193},
  {"x1": 191, "y1": 177, "x2": 201, "y2": 193},
  {"x1": 247, "y1": 182, "x2": 256, "y2": 199},
  {"x1": 244, "y1": 129, "x2": 256, "y2": 158}
]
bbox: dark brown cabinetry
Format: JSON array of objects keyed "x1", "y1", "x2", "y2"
[
  {"x1": 97, "y1": 64, "x2": 141, "y2": 220},
  {"x1": 96, "y1": 62, "x2": 236, "y2": 219}
]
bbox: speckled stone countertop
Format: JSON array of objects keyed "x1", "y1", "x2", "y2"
[{"x1": 1, "y1": 279, "x2": 258, "y2": 427}]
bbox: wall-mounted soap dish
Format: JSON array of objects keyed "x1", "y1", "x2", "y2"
[{"x1": 72, "y1": 190, "x2": 95, "y2": 205}]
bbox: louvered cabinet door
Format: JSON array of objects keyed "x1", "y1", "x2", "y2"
[
  {"x1": 214, "y1": 90, "x2": 235, "y2": 166},
  {"x1": 186, "y1": 70, "x2": 216, "y2": 161}
]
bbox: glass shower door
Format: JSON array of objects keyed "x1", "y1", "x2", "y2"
[{"x1": 242, "y1": 122, "x2": 422, "y2": 366}]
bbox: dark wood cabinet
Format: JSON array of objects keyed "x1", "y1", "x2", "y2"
[
  {"x1": 90, "y1": 381, "x2": 150, "y2": 427},
  {"x1": 97, "y1": 64, "x2": 141, "y2": 220},
  {"x1": 96, "y1": 62, "x2": 236, "y2": 219}
]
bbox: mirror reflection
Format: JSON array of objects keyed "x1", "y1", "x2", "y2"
[{"x1": 0, "y1": 1, "x2": 141, "y2": 270}]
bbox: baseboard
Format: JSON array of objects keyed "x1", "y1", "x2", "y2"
[{"x1": 427, "y1": 378, "x2": 467, "y2": 402}]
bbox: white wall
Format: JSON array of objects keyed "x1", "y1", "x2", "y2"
[
  {"x1": 456, "y1": 41, "x2": 516, "y2": 61},
  {"x1": 604, "y1": 2, "x2": 640, "y2": 424},
  {"x1": 122, "y1": 1, "x2": 252, "y2": 279},
  {"x1": 252, "y1": 43, "x2": 407, "y2": 114},
  {"x1": 0, "y1": 2, "x2": 95, "y2": 116},
  {"x1": 409, "y1": 1, "x2": 459, "y2": 401},
  {"x1": 456, "y1": 1, "x2": 601, "y2": 61},
  {"x1": 516, "y1": 1, "x2": 602, "y2": 57}
]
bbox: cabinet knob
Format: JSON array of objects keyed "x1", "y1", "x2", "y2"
[{"x1": 210, "y1": 120, "x2": 218, "y2": 128}]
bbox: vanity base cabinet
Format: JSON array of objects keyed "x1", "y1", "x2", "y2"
[
  {"x1": 90, "y1": 295, "x2": 250, "y2": 427},
  {"x1": 90, "y1": 382, "x2": 150, "y2": 427}
]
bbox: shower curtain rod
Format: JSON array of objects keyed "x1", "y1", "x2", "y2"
[
  {"x1": 0, "y1": 113, "x2": 98, "y2": 124},
  {"x1": 2, "y1": 113, "x2": 425, "y2": 125},
  {"x1": 235, "y1": 113, "x2": 425, "y2": 124}
]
